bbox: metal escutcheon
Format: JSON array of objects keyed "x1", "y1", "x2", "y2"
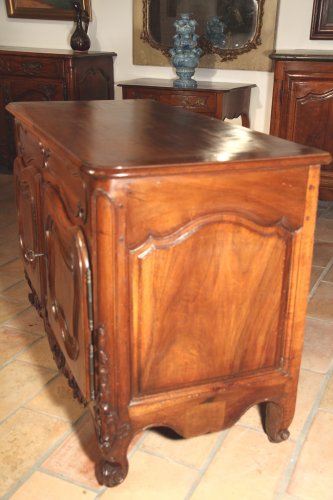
[{"x1": 24, "y1": 249, "x2": 45, "y2": 262}]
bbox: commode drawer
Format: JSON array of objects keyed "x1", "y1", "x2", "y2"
[
  {"x1": 16, "y1": 124, "x2": 44, "y2": 169},
  {"x1": 43, "y1": 150, "x2": 87, "y2": 223},
  {"x1": 124, "y1": 87, "x2": 216, "y2": 114},
  {"x1": 0, "y1": 55, "x2": 63, "y2": 78}
]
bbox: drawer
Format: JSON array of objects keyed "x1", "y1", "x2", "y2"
[
  {"x1": 124, "y1": 87, "x2": 217, "y2": 114},
  {"x1": 16, "y1": 124, "x2": 86, "y2": 221},
  {"x1": 43, "y1": 150, "x2": 87, "y2": 223},
  {"x1": 0, "y1": 55, "x2": 63, "y2": 78},
  {"x1": 158, "y1": 91, "x2": 217, "y2": 113},
  {"x1": 16, "y1": 124, "x2": 44, "y2": 169}
]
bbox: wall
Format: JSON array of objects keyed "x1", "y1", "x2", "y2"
[{"x1": 1, "y1": 0, "x2": 333, "y2": 132}]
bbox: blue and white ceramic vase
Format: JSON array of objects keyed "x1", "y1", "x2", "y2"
[{"x1": 169, "y1": 13, "x2": 203, "y2": 89}]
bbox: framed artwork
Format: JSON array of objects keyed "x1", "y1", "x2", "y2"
[
  {"x1": 310, "y1": 0, "x2": 333, "y2": 39},
  {"x1": 5, "y1": 0, "x2": 92, "y2": 21}
]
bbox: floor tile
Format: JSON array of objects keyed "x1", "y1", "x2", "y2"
[
  {"x1": 0, "y1": 407, "x2": 71, "y2": 497},
  {"x1": 17, "y1": 337, "x2": 57, "y2": 370},
  {"x1": 191, "y1": 426, "x2": 293, "y2": 500},
  {"x1": 237, "y1": 403, "x2": 263, "y2": 431},
  {"x1": 288, "y1": 411, "x2": 333, "y2": 499},
  {"x1": 315, "y1": 217, "x2": 333, "y2": 242},
  {"x1": 10, "y1": 471, "x2": 97, "y2": 499},
  {"x1": 0, "y1": 360, "x2": 56, "y2": 421},
  {"x1": 307, "y1": 282, "x2": 333, "y2": 322},
  {"x1": 0, "y1": 212, "x2": 18, "y2": 229},
  {"x1": 141, "y1": 427, "x2": 220, "y2": 469},
  {"x1": 320, "y1": 374, "x2": 333, "y2": 411},
  {"x1": 301, "y1": 318, "x2": 333, "y2": 373},
  {"x1": 42, "y1": 413, "x2": 103, "y2": 489},
  {"x1": 0, "y1": 257, "x2": 23, "y2": 280},
  {"x1": 323, "y1": 264, "x2": 333, "y2": 282},
  {"x1": 0, "y1": 326, "x2": 40, "y2": 365},
  {"x1": 288, "y1": 370, "x2": 324, "y2": 439},
  {"x1": 0, "y1": 298, "x2": 27, "y2": 323},
  {"x1": 1, "y1": 224, "x2": 19, "y2": 242},
  {"x1": 310, "y1": 265, "x2": 324, "y2": 290},
  {"x1": 320, "y1": 204, "x2": 333, "y2": 219},
  {"x1": 4, "y1": 306, "x2": 45, "y2": 335},
  {"x1": 26, "y1": 375, "x2": 85, "y2": 422},
  {"x1": 0, "y1": 279, "x2": 31, "y2": 304},
  {"x1": 101, "y1": 450, "x2": 199, "y2": 499},
  {"x1": 0, "y1": 273, "x2": 22, "y2": 293},
  {"x1": 239, "y1": 370, "x2": 324, "y2": 440},
  {"x1": 0, "y1": 242, "x2": 19, "y2": 265},
  {"x1": 312, "y1": 241, "x2": 333, "y2": 266}
]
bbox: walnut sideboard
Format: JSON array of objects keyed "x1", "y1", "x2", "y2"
[
  {"x1": 7, "y1": 99, "x2": 330, "y2": 487},
  {"x1": 0, "y1": 46, "x2": 116, "y2": 171},
  {"x1": 118, "y1": 78, "x2": 256, "y2": 127}
]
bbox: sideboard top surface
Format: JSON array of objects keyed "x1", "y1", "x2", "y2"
[
  {"x1": 117, "y1": 78, "x2": 256, "y2": 92},
  {"x1": 7, "y1": 100, "x2": 331, "y2": 176},
  {"x1": 270, "y1": 50, "x2": 333, "y2": 62},
  {"x1": 0, "y1": 46, "x2": 116, "y2": 58}
]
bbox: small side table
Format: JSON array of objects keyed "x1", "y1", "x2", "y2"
[{"x1": 118, "y1": 79, "x2": 256, "y2": 127}]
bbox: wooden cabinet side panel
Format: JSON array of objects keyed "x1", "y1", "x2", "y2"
[{"x1": 130, "y1": 214, "x2": 295, "y2": 397}]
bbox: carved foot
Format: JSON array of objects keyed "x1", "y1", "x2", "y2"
[
  {"x1": 264, "y1": 401, "x2": 292, "y2": 443},
  {"x1": 267, "y1": 428, "x2": 290, "y2": 443},
  {"x1": 99, "y1": 458, "x2": 129, "y2": 487}
]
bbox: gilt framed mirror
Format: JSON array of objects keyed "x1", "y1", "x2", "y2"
[{"x1": 133, "y1": 0, "x2": 280, "y2": 71}]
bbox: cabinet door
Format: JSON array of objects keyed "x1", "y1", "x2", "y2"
[
  {"x1": 42, "y1": 183, "x2": 92, "y2": 400},
  {"x1": 284, "y1": 76, "x2": 333, "y2": 155},
  {"x1": 14, "y1": 159, "x2": 45, "y2": 312}
]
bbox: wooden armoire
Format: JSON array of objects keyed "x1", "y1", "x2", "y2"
[{"x1": 270, "y1": 51, "x2": 333, "y2": 200}]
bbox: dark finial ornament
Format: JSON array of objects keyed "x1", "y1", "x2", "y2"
[{"x1": 70, "y1": 1, "x2": 91, "y2": 52}]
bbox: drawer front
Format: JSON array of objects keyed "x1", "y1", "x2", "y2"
[
  {"x1": 7, "y1": 77, "x2": 66, "y2": 103},
  {"x1": 17, "y1": 125, "x2": 86, "y2": 221},
  {"x1": 0, "y1": 55, "x2": 63, "y2": 78},
  {"x1": 16, "y1": 123, "x2": 44, "y2": 169},
  {"x1": 124, "y1": 87, "x2": 217, "y2": 114},
  {"x1": 43, "y1": 150, "x2": 87, "y2": 223}
]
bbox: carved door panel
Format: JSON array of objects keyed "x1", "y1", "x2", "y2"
[
  {"x1": 42, "y1": 183, "x2": 92, "y2": 400},
  {"x1": 284, "y1": 75, "x2": 333, "y2": 171},
  {"x1": 14, "y1": 160, "x2": 45, "y2": 311},
  {"x1": 129, "y1": 213, "x2": 295, "y2": 398}
]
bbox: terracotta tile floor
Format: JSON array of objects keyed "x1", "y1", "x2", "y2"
[{"x1": 1, "y1": 172, "x2": 333, "y2": 499}]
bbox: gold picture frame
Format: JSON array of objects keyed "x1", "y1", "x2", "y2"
[
  {"x1": 5, "y1": 0, "x2": 92, "y2": 21},
  {"x1": 133, "y1": 0, "x2": 280, "y2": 72}
]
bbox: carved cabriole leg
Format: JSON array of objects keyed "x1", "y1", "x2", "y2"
[
  {"x1": 89, "y1": 401, "x2": 133, "y2": 487},
  {"x1": 264, "y1": 400, "x2": 292, "y2": 443},
  {"x1": 92, "y1": 325, "x2": 133, "y2": 487}
]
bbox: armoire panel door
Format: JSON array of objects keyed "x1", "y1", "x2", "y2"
[
  {"x1": 14, "y1": 159, "x2": 45, "y2": 312},
  {"x1": 42, "y1": 182, "x2": 92, "y2": 399}
]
